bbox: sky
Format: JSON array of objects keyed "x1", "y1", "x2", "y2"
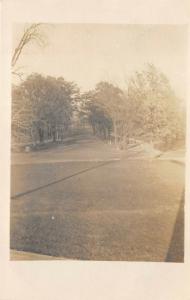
[{"x1": 13, "y1": 24, "x2": 188, "y2": 99}]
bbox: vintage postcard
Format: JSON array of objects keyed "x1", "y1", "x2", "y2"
[
  {"x1": 10, "y1": 23, "x2": 187, "y2": 262},
  {"x1": 1, "y1": 0, "x2": 190, "y2": 300}
]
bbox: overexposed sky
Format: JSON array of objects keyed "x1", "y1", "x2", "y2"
[{"x1": 13, "y1": 24, "x2": 188, "y2": 99}]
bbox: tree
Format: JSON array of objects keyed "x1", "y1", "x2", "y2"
[
  {"x1": 11, "y1": 23, "x2": 49, "y2": 139},
  {"x1": 126, "y1": 64, "x2": 185, "y2": 147},
  {"x1": 12, "y1": 74, "x2": 78, "y2": 144},
  {"x1": 86, "y1": 82, "x2": 124, "y2": 144},
  {"x1": 82, "y1": 65, "x2": 184, "y2": 150},
  {"x1": 88, "y1": 102, "x2": 112, "y2": 139},
  {"x1": 12, "y1": 84, "x2": 34, "y2": 144},
  {"x1": 12, "y1": 23, "x2": 47, "y2": 73}
]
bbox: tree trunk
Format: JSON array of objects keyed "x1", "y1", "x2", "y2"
[
  {"x1": 38, "y1": 127, "x2": 44, "y2": 143},
  {"x1": 113, "y1": 118, "x2": 117, "y2": 145}
]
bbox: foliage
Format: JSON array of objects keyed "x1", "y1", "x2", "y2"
[
  {"x1": 81, "y1": 83, "x2": 124, "y2": 143},
  {"x1": 12, "y1": 64, "x2": 185, "y2": 150},
  {"x1": 82, "y1": 64, "x2": 185, "y2": 149},
  {"x1": 126, "y1": 64, "x2": 185, "y2": 146},
  {"x1": 12, "y1": 74, "x2": 78, "y2": 144}
]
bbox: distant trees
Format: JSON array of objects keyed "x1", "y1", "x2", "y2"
[
  {"x1": 94, "y1": 82, "x2": 125, "y2": 144},
  {"x1": 82, "y1": 64, "x2": 185, "y2": 150},
  {"x1": 12, "y1": 60, "x2": 185, "y2": 151},
  {"x1": 80, "y1": 90, "x2": 112, "y2": 140},
  {"x1": 12, "y1": 74, "x2": 79, "y2": 144},
  {"x1": 82, "y1": 82, "x2": 124, "y2": 144}
]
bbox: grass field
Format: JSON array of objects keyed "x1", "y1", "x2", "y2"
[{"x1": 10, "y1": 135, "x2": 184, "y2": 261}]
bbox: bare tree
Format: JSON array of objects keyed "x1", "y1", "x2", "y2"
[
  {"x1": 11, "y1": 23, "x2": 48, "y2": 145},
  {"x1": 12, "y1": 23, "x2": 47, "y2": 75}
]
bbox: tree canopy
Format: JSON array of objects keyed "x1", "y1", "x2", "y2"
[
  {"x1": 81, "y1": 64, "x2": 185, "y2": 149},
  {"x1": 12, "y1": 64, "x2": 185, "y2": 150},
  {"x1": 12, "y1": 74, "x2": 78, "y2": 144}
]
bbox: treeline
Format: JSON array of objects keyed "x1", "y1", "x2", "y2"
[
  {"x1": 12, "y1": 64, "x2": 185, "y2": 150},
  {"x1": 81, "y1": 64, "x2": 185, "y2": 150}
]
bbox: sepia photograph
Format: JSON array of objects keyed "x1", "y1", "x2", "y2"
[{"x1": 10, "y1": 23, "x2": 187, "y2": 262}]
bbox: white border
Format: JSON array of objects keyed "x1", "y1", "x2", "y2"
[{"x1": 1, "y1": 1, "x2": 190, "y2": 299}]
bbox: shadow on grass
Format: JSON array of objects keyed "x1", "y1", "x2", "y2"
[
  {"x1": 166, "y1": 190, "x2": 184, "y2": 262},
  {"x1": 11, "y1": 160, "x2": 117, "y2": 200}
]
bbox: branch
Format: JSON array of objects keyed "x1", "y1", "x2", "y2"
[{"x1": 12, "y1": 23, "x2": 47, "y2": 69}]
